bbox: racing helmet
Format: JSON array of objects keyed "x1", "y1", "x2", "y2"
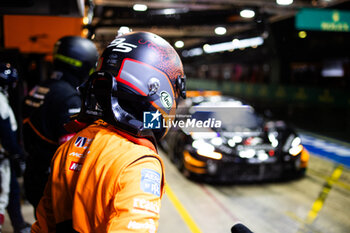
[
  {"x1": 77, "y1": 31, "x2": 186, "y2": 141},
  {"x1": 0, "y1": 62, "x2": 18, "y2": 91},
  {"x1": 53, "y1": 36, "x2": 99, "y2": 81}
]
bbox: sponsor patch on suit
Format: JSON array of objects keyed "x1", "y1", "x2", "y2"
[{"x1": 140, "y1": 169, "x2": 161, "y2": 197}]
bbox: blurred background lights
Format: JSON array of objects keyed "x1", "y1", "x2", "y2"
[
  {"x1": 215, "y1": 26, "x2": 227, "y2": 35},
  {"x1": 183, "y1": 37, "x2": 264, "y2": 57},
  {"x1": 182, "y1": 47, "x2": 203, "y2": 57},
  {"x1": 232, "y1": 38, "x2": 240, "y2": 44},
  {"x1": 204, "y1": 37, "x2": 263, "y2": 54},
  {"x1": 240, "y1": 9, "x2": 255, "y2": 18},
  {"x1": 118, "y1": 26, "x2": 131, "y2": 35},
  {"x1": 298, "y1": 31, "x2": 307, "y2": 38},
  {"x1": 276, "y1": 0, "x2": 293, "y2": 5},
  {"x1": 211, "y1": 137, "x2": 223, "y2": 146},
  {"x1": 81, "y1": 28, "x2": 89, "y2": 37},
  {"x1": 203, "y1": 44, "x2": 211, "y2": 52},
  {"x1": 83, "y1": 16, "x2": 89, "y2": 25},
  {"x1": 175, "y1": 40, "x2": 184, "y2": 48},
  {"x1": 163, "y1": 8, "x2": 177, "y2": 15},
  {"x1": 133, "y1": 4, "x2": 148, "y2": 11}
]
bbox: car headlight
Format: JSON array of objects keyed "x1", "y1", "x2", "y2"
[
  {"x1": 192, "y1": 139, "x2": 222, "y2": 160},
  {"x1": 288, "y1": 137, "x2": 303, "y2": 156},
  {"x1": 268, "y1": 132, "x2": 279, "y2": 147}
]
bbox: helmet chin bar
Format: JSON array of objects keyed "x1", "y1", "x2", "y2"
[{"x1": 77, "y1": 71, "x2": 157, "y2": 143}]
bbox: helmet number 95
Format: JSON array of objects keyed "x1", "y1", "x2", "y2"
[{"x1": 108, "y1": 38, "x2": 137, "y2": 53}]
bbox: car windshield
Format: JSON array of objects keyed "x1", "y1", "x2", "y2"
[{"x1": 191, "y1": 105, "x2": 263, "y2": 132}]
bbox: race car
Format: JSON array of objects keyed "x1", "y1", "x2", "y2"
[{"x1": 160, "y1": 92, "x2": 309, "y2": 182}]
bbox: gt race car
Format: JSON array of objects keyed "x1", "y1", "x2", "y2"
[{"x1": 160, "y1": 92, "x2": 309, "y2": 183}]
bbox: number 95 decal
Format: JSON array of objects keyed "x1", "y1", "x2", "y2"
[{"x1": 108, "y1": 38, "x2": 138, "y2": 53}]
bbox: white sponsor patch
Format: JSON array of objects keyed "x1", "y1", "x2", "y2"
[
  {"x1": 74, "y1": 137, "x2": 92, "y2": 149},
  {"x1": 132, "y1": 198, "x2": 160, "y2": 216},
  {"x1": 127, "y1": 219, "x2": 156, "y2": 233},
  {"x1": 69, "y1": 161, "x2": 83, "y2": 172},
  {"x1": 69, "y1": 152, "x2": 87, "y2": 158},
  {"x1": 160, "y1": 91, "x2": 172, "y2": 110},
  {"x1": 140, "y1": 169, "x2": 161, "y2": 197}
]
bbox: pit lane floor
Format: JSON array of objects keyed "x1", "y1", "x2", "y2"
[
  {"x1": 157, "y1": 150, "x2": 350, "y2": 233},
  {"x1": 3, "y1": 149, "x2": 350, "y2": 233}
]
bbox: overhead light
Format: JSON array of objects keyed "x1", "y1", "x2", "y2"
[
  {"x1": 232, "y1": 39, "x2": 240, "y2": 45},
  {"x1": 276, "y1": 0, "x2": 293, "y2": 5},
  {"x1": 151, "y1": 8, "x2": 189, "y2": 15},
  {"x1": 183, "y1": 37, "x2": 264, "y2": 57},
  {"x1": 163, "y1": 8, "x2": 177, "y2": 15},
  {"x1": 175, "y1": 40, "x2": 184, "y2": 48},
  {"x1": 214, "y1": 26, "x2": 227, "y2": 35},
  {"x1": 83, "y1": 16, "x2": 89, "y2": 25},
  {"x1": 298, "y1": 31, "x2": 307, "y2": 39},
  {"x1": 133, "y1": 4, "x2": 148, "y2": 11},
  {"x1": 118, "y1": 26, "x2": 132, "y2": 36},
  {"x1": 203, "y1": 44, "x2": 211, "y2": 51},
  {"x1": 203, "y1": 37, "x2": 264, "y2": 54},
  {"x1": 182, "y1": 47, "x2": 203, "y2": 57},
  {"x1": 240, "y1": 9, "x2": 255, "y2": 18}
]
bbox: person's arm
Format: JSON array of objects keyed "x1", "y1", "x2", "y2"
[
  {"x1": 0, "y1": 105, "x2": 27, "y2": 177},
  {"x1": 108, "y1": 156, "x2": 165, "y2": 232},
  {"x1": 0, "y1": 112, "x2": 23, "y2": 155}
]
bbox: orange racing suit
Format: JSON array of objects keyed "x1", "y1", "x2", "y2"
[{"x1": 31, "y1": 120, "x2": 165, "y2": 233}]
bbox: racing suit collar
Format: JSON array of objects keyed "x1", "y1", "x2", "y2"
[
  {"x1": 64, "y1": 119, "x2": 158, "y2": 153},
  {"x1": 95, "y1": 119, "x2": 157, "y2": 153}
]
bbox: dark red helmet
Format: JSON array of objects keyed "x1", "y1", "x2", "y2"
[{"x1": 77, "y1": 32, "x2": 186, "y2": 141}]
